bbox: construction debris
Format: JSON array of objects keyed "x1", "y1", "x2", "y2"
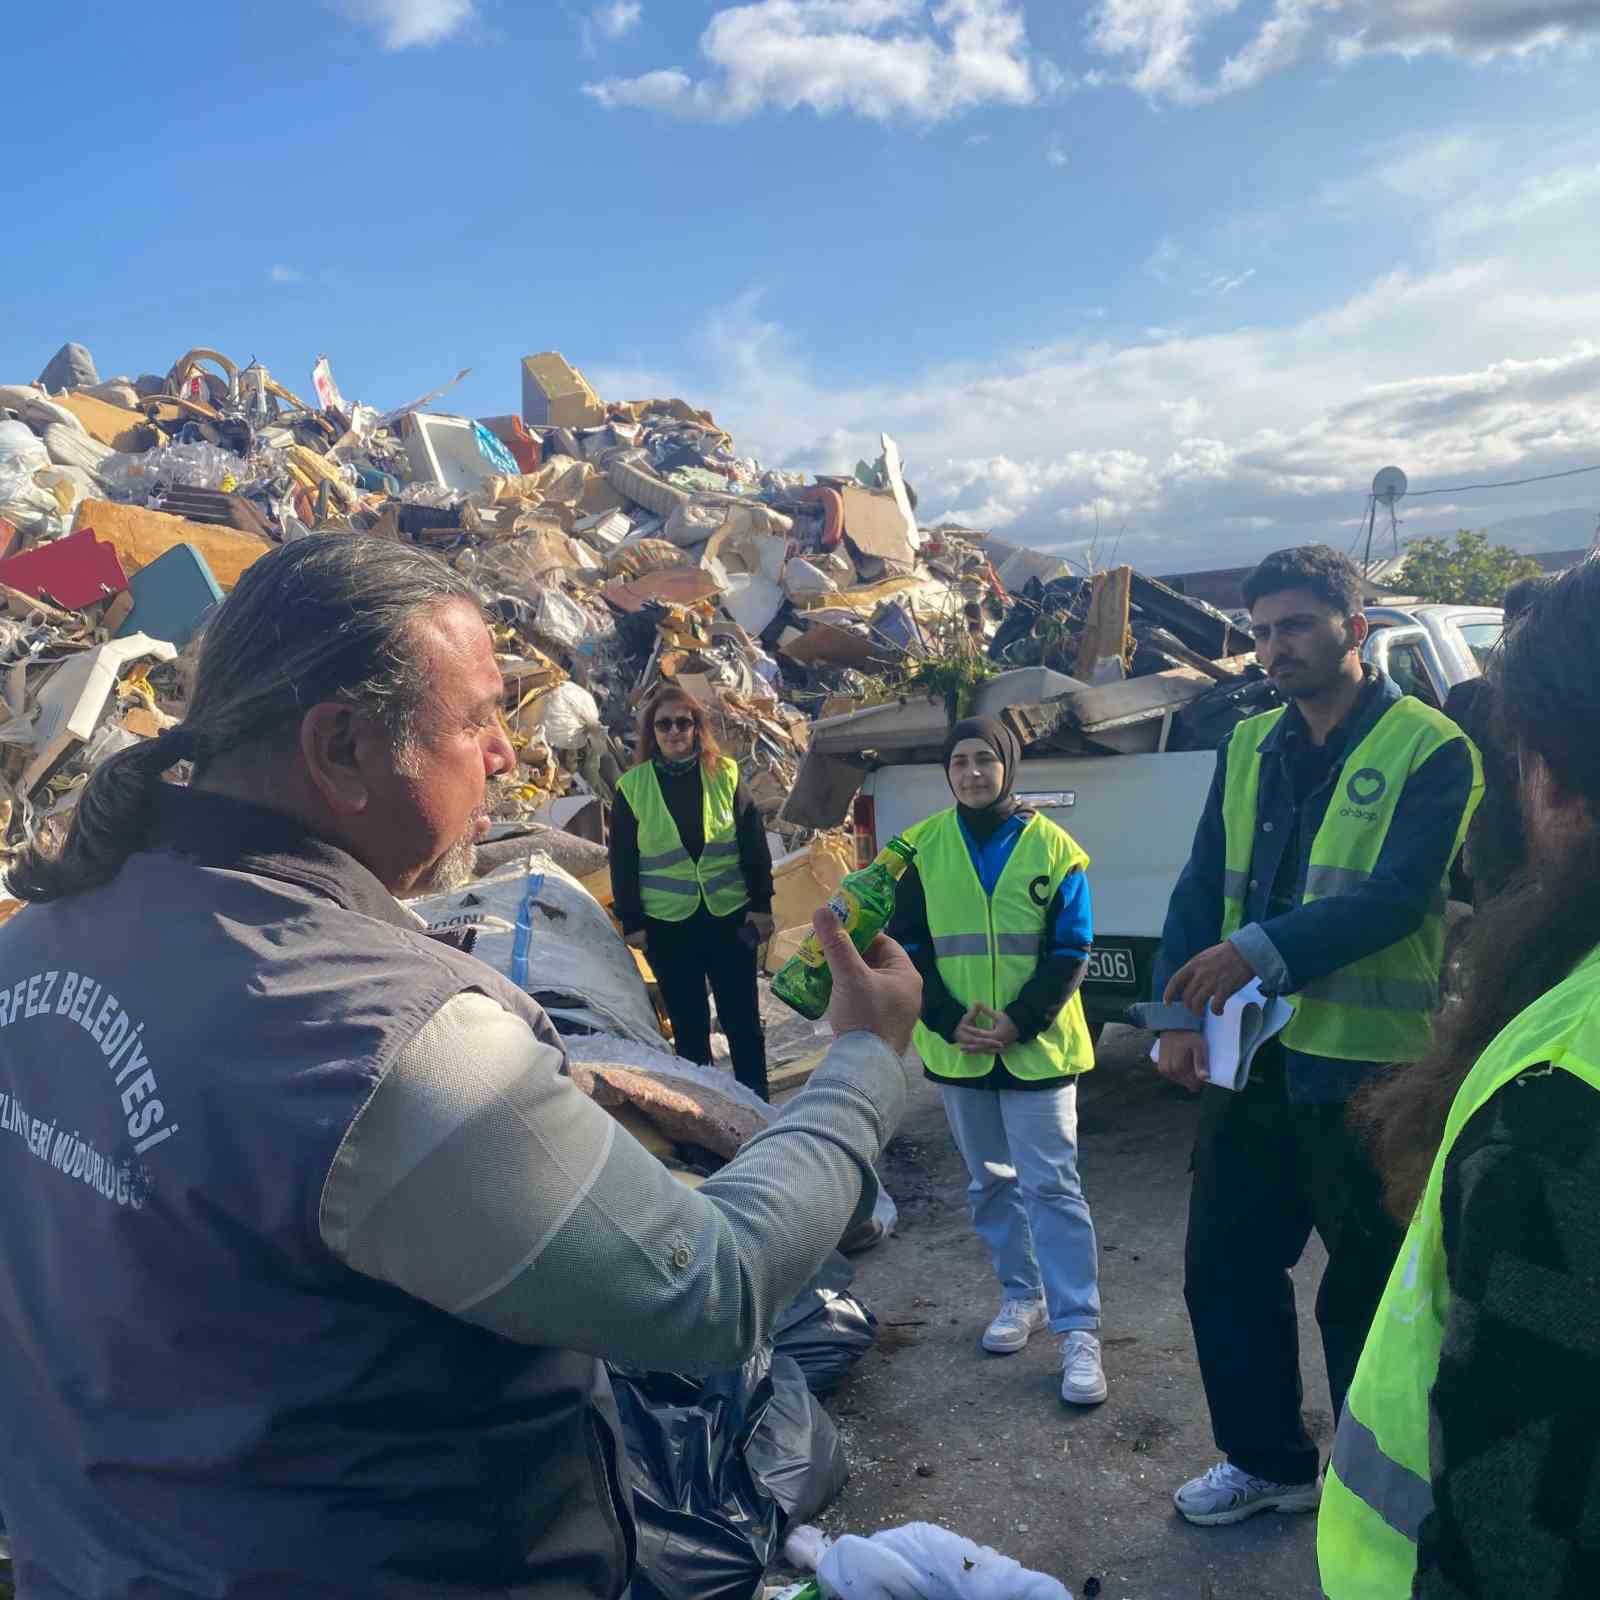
[{"x1": 0, "y1": 339, "x2": 1267, "y2": 888}]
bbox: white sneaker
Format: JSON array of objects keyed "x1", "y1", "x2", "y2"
[
  {"x1": 1173, "y1": 1460, "x2": 1321, "y2": 1526},
  {"x1": 1059, "y1": 1330, "x2": 1108, "y2": 1405},
  {"x1": 981, "y1": 1296, "x2": 1048, "y2": 1354}
]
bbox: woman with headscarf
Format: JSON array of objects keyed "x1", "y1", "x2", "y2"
[
  {"x1": 611, "y1": 685, "x2": 776, "y2": 1100},
  {"x1": 888, "y1": 716, "x2": 1107, "y2": 1406}
]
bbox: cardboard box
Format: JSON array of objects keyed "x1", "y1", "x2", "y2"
[{"x1": 520, "y1": 352, "x2": 606, "y2": 431}]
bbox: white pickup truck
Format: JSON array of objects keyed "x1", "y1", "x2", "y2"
[{"x1": 847, "y1": 603, "x2": 1502, "y2": 1035}]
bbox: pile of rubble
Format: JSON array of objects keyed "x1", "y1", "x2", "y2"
[{"x1": 0, "y1": 340, "x2": 1266, "y2": 904}]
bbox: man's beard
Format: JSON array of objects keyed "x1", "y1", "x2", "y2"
[
  {"x1": 411, "y1": 777, "x2": 515, "y2": 897},
  {"x1": 412, "y1": 831, "x2": 478, "y2": 896}
]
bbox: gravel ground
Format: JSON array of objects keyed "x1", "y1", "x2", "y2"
[{"x1": 787, "y1": 1023, "x2": 1329, "y2": 1600}]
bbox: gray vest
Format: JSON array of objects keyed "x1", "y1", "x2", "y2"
[{"x1": 0, "y1": 790, "x2": 634, "y2": 1598}]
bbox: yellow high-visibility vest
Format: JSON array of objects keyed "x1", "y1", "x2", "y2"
[
  {"x1": 1219, "y1": 697, "x2": 1480, "y2": 1061},
  {"x1": 904, "y1": 809, "x2": 1095, "y2": 1082},
  {"x1": 617, "y1": 758, "x2": 749, "y2": 921},
  {"x1": 1319, "y1": 943, "x2": 1600, "y2": 1596}
]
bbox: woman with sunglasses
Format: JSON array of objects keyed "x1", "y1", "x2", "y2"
[{"x1": 611, "y1": 686, "x2": 776, "y2": 1099}]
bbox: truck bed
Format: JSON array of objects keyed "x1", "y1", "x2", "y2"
[{"x1": 861, "y1": 750, "x2": 1215, "y2": 1032}]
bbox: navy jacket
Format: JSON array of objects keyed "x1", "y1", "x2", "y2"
[{"x1": 1141, "y1": 670, "x2": 1478, "y2": 1103}]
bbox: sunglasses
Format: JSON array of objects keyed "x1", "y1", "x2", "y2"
[{"x1": 654, "y1": 716, "x2": 697, "y2": 734}]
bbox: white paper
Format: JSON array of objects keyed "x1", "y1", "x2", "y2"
[{"x1": 1149, "y1": 977, "x2": 1295, "y2": 1091}]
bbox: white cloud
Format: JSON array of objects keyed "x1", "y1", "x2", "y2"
[
  {"x1": 593, "y1": 1, "x2": 642, "y2": 39},
  {"x1": 336, "y1": 0, "x2": 475, "y2": 50},
  {"x1": 1046, "y1": 137, "x2": 1069, "y2": 167},
  {"x1": 582, "y1": 1, "x2": 643, "y2": 52},
  {"x1": 1147, "y1": 238, "x2": 1254, "y2": 296},
  {"x1": 589, "y1": 120, "x2": 1600, "y2": 571},
  {"x1": 268, "y1": 264, "x2": 306, "y2": 284},
  {"x1": 1085, "y1": 0, "x2": 1599, "y2": 106},
  {"x1": 1210, "y1": 267, "x2": 1256, "y2": 295},
  {"x1": 965, "y1": 131, "x2": 993, "y2": 144},
  {"x1": 583, "y1": 0, "x2": 1058, "y2": 122}
]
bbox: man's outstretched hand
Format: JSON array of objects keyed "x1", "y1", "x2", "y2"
[{"x1": 815, "y1": 906, "x2": 922, "y2": 1056}]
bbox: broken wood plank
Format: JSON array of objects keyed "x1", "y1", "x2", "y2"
[
  {"x1": 1062, "y1": 654, "x2": 1256, "y2": 741},
  {"x1": 1075, "y1": 565, "x2": 1132, "y2": 680},
  {"x1": 1143, "y1": 627, "x2": 1247, "y2": 683}
]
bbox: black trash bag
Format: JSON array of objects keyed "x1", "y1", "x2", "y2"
[
  {"x1": 611, "y1": 1345, "x2": 848, "y2": 1600},
  {"x1": 773, "y1": 1252, "x2": 878, "y2": 1397},
  {"x1": 745, "y1": 1353, "x2": 848, "y2": 1527},
  {"x1": 1168, "y1": 668, "x2": 1284, "y2": 752},
  {"x1": 988, "y1": 575, "x2": 1088, "y2": 663}
]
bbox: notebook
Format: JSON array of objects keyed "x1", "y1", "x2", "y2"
[{"x1": 1149, "y1": 978, "x2": 1295, "y2": 1091}]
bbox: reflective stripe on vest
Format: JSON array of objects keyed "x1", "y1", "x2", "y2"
[
  {"x1": 904, "y1": 809, "x2": 1095, "y2": 1083},
  {"x1": 1318, "y1": 943, "x2": 1600, "y2": 1597},
  {"x1": 1218, "y1": 697, "x2": 1481, "y2": 1063},
  {"x1": 617, "y1": 758, "x2": 749, "y2": 921}
]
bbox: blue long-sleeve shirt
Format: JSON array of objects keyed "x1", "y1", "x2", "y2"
[
  {"x1": 1137, "y1": 670, "x2": 1480, "y2": 1103},
  {"x1": 888, "y1": 808, "x2": 1093, "y2": 1090}
]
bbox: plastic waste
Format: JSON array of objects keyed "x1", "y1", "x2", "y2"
[
  {"x1": 611, "y1": 1345, "x2": 847, "y2": 1600},
  {"x1": 409, "y1": 857, "x2": 664, "y2": 1047},
  {"x1": 473, "y1": 420, "x2": 520, "y2": 475},
  {"x1": 527, "y1": 587, "x2": 597, "y2": 654},
  {"x1": 99, "y1": 441, "x2": 244, "y2": 498},
  {"x1": 0, "y1": 421, "x2": 48, "y2": 470},
  {"x1": 773, "y1": 1253, "x2": 878, "y2": 1397},
  {"x1": 816, "y1": 1524, "x2": 1073, "y2": 1600},
  {"x1": 0, "y1": 456, "x2": 72, "y2": 539},
  {"x1": 838, "y1": 1185, "x2": 898, "y2": 1255},
  {"x1": 527, "y1": 681, "x2": 603, "y2": 750}
]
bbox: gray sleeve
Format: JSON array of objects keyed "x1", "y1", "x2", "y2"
[{"x1": 319, "y1": 990, "x2": 909, "y2": 1374}]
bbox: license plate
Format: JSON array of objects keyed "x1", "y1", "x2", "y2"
[{"x1": 1086, "y1": 946, "x2": 1136, "y2": 987}]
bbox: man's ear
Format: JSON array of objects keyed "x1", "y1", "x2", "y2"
[
  {"x1": 1347, "y1": 610, "x2": 1370, "y2": 650},
  {"x1": 299, "y1": 703, "x2": 376, "y2": 818}
]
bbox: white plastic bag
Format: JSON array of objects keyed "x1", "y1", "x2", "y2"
[
  {"x1": 0, "y1": 419, "x2": 48, "y2": 468},
  {"x1": 529, "y1": 587, "x2": 594, "y2": 653},
  {"x1": 409, "y1": 856, "x2": 664, "y2": 1047},
  {"x1": 817, "y1": 1523, "x2": 1072, "y2": 1600},
  {"x1": 527, "y1": 681, "x2": 602, "y2": 750}
]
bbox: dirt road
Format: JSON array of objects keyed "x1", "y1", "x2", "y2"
[{"x1": 811, "y1": 1024, "x2": 1329, "y2": 1600}]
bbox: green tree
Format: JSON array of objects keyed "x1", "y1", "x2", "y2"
[{"x1": 1400, "y1": 529, "x2": 1542, "y2": 606}]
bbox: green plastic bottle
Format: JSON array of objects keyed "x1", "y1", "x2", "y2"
[{"x1": 771, "y1": 837, "x2": 917, "y2": 1019}]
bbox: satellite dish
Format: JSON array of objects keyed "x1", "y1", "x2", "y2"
[{"x1": 1372, "y1": 466, "x2": 1408, "y2": 505}]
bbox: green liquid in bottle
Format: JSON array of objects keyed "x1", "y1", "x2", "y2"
[{"x1": 771, "y1": 837, "x2": 917, "y2": 1020}]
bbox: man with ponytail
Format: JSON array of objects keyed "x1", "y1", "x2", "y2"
[
  {"x1": 1320, "y1": 557, "x2": 1600, "y2": 1596},
  {"x1": 0, "y1": 535, "x2": 922, "y2": 1599}
]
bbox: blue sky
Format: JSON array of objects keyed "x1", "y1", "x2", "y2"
[{"x1": 7, "y1": 1, "x2": 1599, "y2": 568}]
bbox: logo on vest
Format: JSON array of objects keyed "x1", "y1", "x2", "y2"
[
  {"x1": 1028, "y1": 874, "x2": 1051, "y2": 907},
  {"x1": 1340, "y1": 766, "x2": 1387, "y2": 822}
]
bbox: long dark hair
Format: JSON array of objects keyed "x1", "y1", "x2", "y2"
[
  {"x1": 632, "y1": 685, "x2": 723, "y2": 772},
  {"x1": 8, "y1": 534, "x2": 478, "y2": 903},
  {"x1": 1357, "y1": 558, "x2": 1600, "y2": 1220}
]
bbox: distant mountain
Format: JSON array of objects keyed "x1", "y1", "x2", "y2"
[{"x1": 1475, "y1": 507, "x2": 1599, "y2": 554}]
